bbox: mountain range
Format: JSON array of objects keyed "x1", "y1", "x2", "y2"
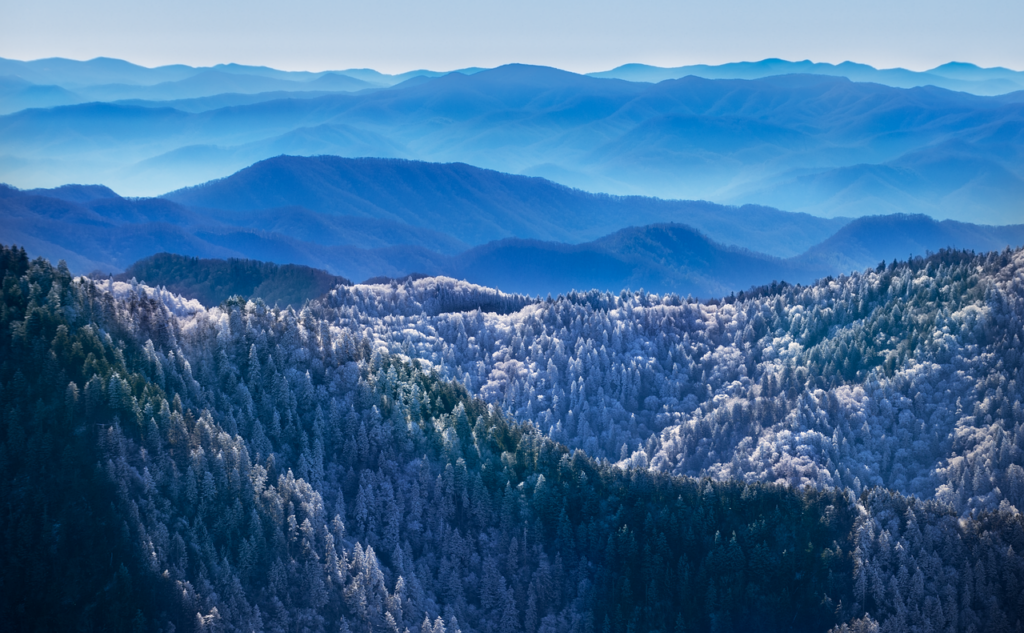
[
  {"x1": 4, "y1": 155, "x2": 1024, "y2": 297},
  {"x1": 3, "y1": 55, "x2": 1024, "y2": 633},
  {"x1": 0, "y1": 56, "x2": 490, "y2": 113},
  {"x1": 589, "y1": 58, "x2": 1024, "y2": 95},
  {"x1": 162, "y1": 156, "x2": 848, "y2": 253},
  {"x1": 1, "y1": 63, "x2": 1022, "y2": 223},
  {"x1": 3, "y1": 56, "x2": 1020, "y2": 112}
]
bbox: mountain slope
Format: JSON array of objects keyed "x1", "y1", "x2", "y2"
[
  {"x1": 4, "y1": 244, "x2": 1023, "y2": 633},
  {"x1": 447, "y1": 224, "x2": 797, "y2": 296},
  {"x1": 162, "y1": 155, "x2": 847, "y2": 254},
  {"x1": 109, "y1": 211, "x2": 1024, "y2": 301},
  {"x1": 797, "y1": 213, "x2": 1024, "y2": 272},
  {"x1": 0, "y1": 75, "x2": 83, "y2": 115},
  {"x1": 24, "y1": 183, "x2": 120, "y2": 203},
  {"x1": 734, "y1": 139, "x2": 1024, "y2": 223},
  {"x1": 0, "y1": 180, "x2": 465, "y2": 274}
]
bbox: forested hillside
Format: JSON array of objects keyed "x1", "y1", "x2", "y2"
[
  {"x1": 342, "y1": 249, "x2": 1024, "y2": 516},
  {"x1": 116, "y1": 252, "x2": 352, "y2": 307},
  {"x1": 2, "y1": 244, "x2": 1023, "y2": 633}
]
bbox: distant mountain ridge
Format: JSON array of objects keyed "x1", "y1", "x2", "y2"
[
  {"x1": 0, "y1": 56, "x2": 481, "y2": 90},
  {"x1": 0, "y1": 56, "x2": 485, "y2": 114},
  {"x1": 444, "y1": 224, "x2": 795, "y2": 296},
  {"x1": 162, "y1": 155, "x2": 848, "y2": 253},
  {"x1": 109, "y1": 213, "x2": 1024, "y2": 305},
  {"x1": 443, "y1": 216, "x2": 1024, "y2": 296},
  {"x1": 588, "y1": 58, "x2": 1024, "y2": 95},
  {"x1": 2, "y1": 65, "x2": 1021, "y2": 224},
  {"x1": 794, "y1": 213, "x2": 1024, "y2": 273},
  {"x1": 4, "y1": 156, "x2": 1024, "y2": 297},
  {"x1": 4, "y1": 55, "x2": 1019, "y2": 101}
]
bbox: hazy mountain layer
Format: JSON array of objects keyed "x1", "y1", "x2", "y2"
[
  {"x1": 108, "y1": 214, "x2": 1024, "y2": 301},
  {"x1": 0, "y1": 56, "x2": 485, "y2": 90},
  {"x1": 3, "y1": 244, "x2": 1022, "y2": 633},
  {"x1": 5, "y1": 157, "x2": 1024, "y2": 296},
  {"x1": 2, "y1": 67, "x2": 1021, "y2": 223},
  {"x1": 163, "y1": 156, "x2": 847, "y2": 254},
  {"x1": 0, "y1": 56, "x2": 488, "y2": 114},
  {"x1": 442, "y1": 225, "x2": 795, "y2": 297},
  {"x1": 4, "y1": 56, "x2": 1019, "y2": 115},
  {"x1": 0, "y1": 179, "x2": 465, "y2": 275},
  {"x1": 589, "y1": 58, "x2": 1024, "y2": 95}
]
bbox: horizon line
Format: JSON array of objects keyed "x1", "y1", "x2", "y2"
[{"x1": 2, "y1": 54, "x2": 1022, "y2": 77}]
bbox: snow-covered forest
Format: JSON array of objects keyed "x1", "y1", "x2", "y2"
[
  {"x1": 320, "y1": 249, "x2": 1024, "y2": 515},
  {"x1": 2, "y1": 244, "x2": 1023, "y2": 633}
]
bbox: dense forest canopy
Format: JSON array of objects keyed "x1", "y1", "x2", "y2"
[
  {"x1": 320, "y1": 249, "x2": 1024, "y2": 516},
  {"x1": 1, "y1": 243, "x2": 1023, "y2": 632},
  {"x1": 115, "y1": 252, "x2": 352, "y2": 308}
]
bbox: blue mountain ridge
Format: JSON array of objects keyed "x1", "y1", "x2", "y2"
[
  {"x1": 4, "y1": 156, "x2": 1023, "y2": 297},
  {"x1": 160, "y1": 155, "x2": 846, "y2": 255},
  {"x1": 588, "y1": 58, "x2": 1024, "y2": 95},
  {"x1": 2, "y1": 66, "x2": 1021, "y2": 223},
  {"x1": 0, "y1": 56, "x2": 489, "y2": 114}
]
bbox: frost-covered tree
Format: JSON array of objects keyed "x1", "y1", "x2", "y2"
[{"x1": 2, "y1": 243, "x2": 1023, "y2": 633}]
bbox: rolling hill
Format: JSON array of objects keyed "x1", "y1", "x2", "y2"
[
  {"x1": 0, "y1": 75, "x2": 82, "y2": 115},
  {"x1": 115, "y1": 252, "x2": 351, "y2": 307}
]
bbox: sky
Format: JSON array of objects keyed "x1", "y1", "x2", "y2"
[{"x1": 1, "y1": 0, "x2": 1022, "y2": 73}]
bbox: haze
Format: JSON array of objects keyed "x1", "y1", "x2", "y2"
[{"x1": 2, "y1": 0, "x2": 1022, "y2": 73}]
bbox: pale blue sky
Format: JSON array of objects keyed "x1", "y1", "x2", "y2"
[{"x1": 1, "y1": 0, "x2": 1021, "y2": 73}]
